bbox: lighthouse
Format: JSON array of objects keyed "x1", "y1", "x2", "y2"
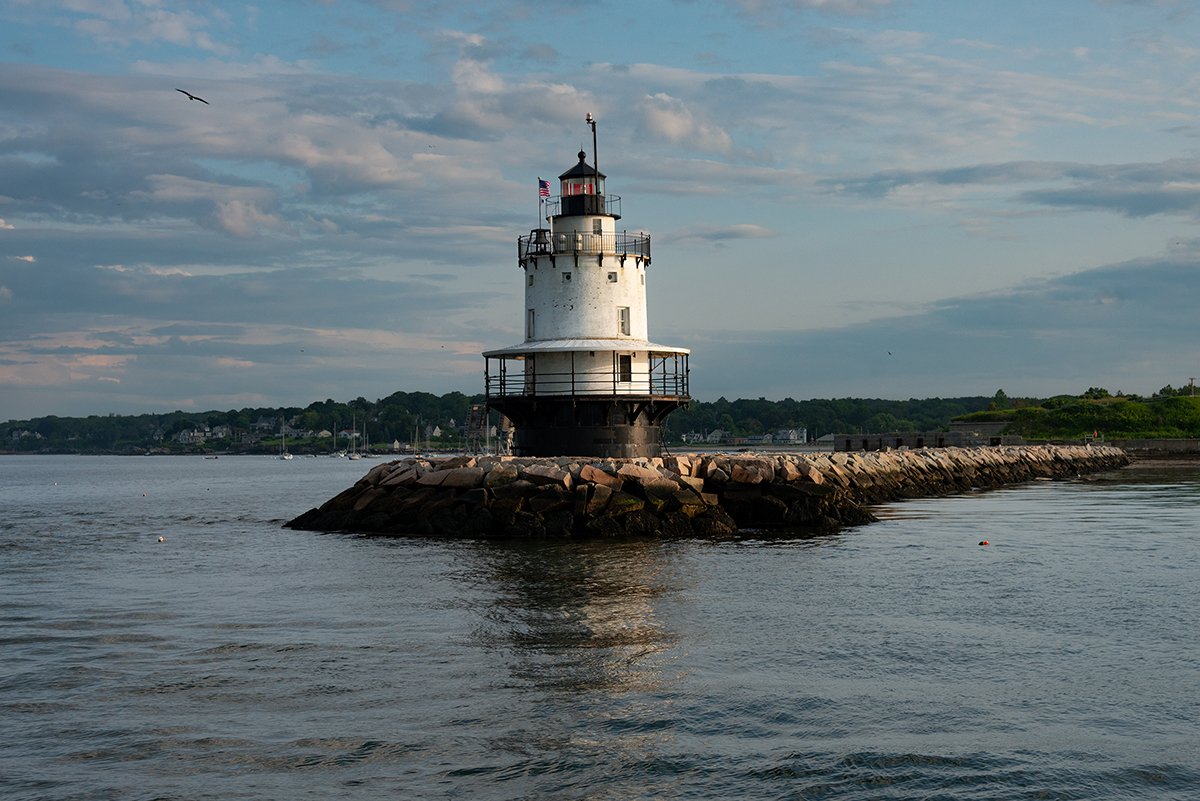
[{"x1": 483, "y1": 117, "x2": 690, "y2": 458}]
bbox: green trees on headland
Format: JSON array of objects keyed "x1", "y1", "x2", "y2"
[{"x1": 959, "y1": 390, "x2": 1200, "y2": 439}]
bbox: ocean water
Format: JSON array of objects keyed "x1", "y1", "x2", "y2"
[{"x1": 1, "y1": 454, "x2": 1197, "y2": 800}]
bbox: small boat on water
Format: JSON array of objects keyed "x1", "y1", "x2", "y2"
[
  {"x1": 346, "y1": 414, "x2": 371, "y2": 458},
  {"x1": 278, "y1": 426, "x2": 294, "y2": 460}
]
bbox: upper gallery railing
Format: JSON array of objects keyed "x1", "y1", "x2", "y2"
[{"x1": 519, "y1": 228, "x2": 651, "y2": 264}]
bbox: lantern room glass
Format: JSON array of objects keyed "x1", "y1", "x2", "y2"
[{"x1": 561, "y1": 174, "x2": 604, "y2": 196}]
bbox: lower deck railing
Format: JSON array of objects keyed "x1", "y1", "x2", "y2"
[{"x1": 485, "y1": 355, "x2": 688, "y2": 399}]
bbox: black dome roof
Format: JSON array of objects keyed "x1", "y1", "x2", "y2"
[{"x1": 558, "y1": 149, "x2": 605, "y2": 181}]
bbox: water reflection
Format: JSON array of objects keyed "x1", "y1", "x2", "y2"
[
  {"x1": 440, "y1": 539, "x2": 697, "y2": 795},
  {"x1": 466, "y1": 539, "x2": 685, "y2": 696}
]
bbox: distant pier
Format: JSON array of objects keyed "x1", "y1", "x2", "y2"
[{"x1": 285, "y1": 444, "x2": 1130, "y2": 538}]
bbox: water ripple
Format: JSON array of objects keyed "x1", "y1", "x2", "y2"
[{"x1": 1, "y1": 457, "x2": 1197, "y2": 800}]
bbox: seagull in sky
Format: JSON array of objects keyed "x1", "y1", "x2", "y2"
[{"x1": 176, "y1": 88, "x2": 209, "y2": 105}]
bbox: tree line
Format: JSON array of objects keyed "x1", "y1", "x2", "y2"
[
  {"x1": 3, "y1": 391, "x2": 481, "y2": 454},
  {"x1": 4, "y1": 386, "x2": 1198, "y2": 454},
  {"x1": 960, "y1": 387, "x2": 1200, "y2": 439}
]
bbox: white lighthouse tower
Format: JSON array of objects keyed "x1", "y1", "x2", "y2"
[{"x1": 483, "y1": 117, "x2": 690, "y2": 458}]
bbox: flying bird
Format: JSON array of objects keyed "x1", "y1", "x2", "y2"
[{"x1": 176, "y1": 88, "x2": 209, "y2": 104}]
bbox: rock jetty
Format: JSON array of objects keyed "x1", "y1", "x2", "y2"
[{"x1": 285, "y1": 444, "x2": 1129, "y2": 538}]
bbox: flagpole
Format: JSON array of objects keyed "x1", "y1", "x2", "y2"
[
  {"x1": 540, "y1": 178, "x2": 549, "y2": 231},
  {"x1": 586, "y1": 113, "x2": 598, "y2": 196}
]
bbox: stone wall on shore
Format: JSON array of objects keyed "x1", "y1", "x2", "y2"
[
  {"x1": 1105, "y1": 438, "x2": 1200, "y2": 457},
  {"x1": 285, "y1": 444, "x2": 1129, "y2": 538}
]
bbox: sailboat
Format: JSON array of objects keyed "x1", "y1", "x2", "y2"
[
  {"x1": 347, "y1": 413, "x2": 361, "y2": 459},
  {"x1": 329, "y1": 421, "x2": 347, "y2": 457},
  {"x1": 360, "y1": 421, "x2": 376, "y2": 458},
  {"x1": 278, "y1": 424, "x2": 294, "y2": 460}
]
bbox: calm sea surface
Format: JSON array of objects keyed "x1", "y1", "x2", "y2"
[{"x1": 1, "y1": 454, "x2": 1197, "y2": 800}]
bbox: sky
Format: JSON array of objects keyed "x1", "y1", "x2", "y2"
[{"x1": 2, "y1": 0, "x2": 1199, "y2": 420}]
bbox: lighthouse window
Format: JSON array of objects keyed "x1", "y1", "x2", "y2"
[
  {"x1": 562, "y1": 272, "x2": 571, "y2": 282},
  {"x1": 607, "y1": 271, "x2": 618, "y2": 283},
  {"x1": 618, "y1": 354, "x2": 632, "y2": 383},
  {"x1": 592, "y1": 219, "x2": 603, "y2": 235},
  {"x1": 528, "y1": 274, "x2": 534, "y2": 286},
  {"x1": 527, "y1": 309, "x2": 535, "y2": 338},
  {"x1": 617, "y1": 306, "x2": 630, "y2": 336}
]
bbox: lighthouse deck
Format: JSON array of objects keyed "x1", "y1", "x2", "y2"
[
  {"x1": 486, "y1": 385, "x2": 690, "y2": 401},
  {"x1": 484, "y1": 368, "x2": 688, "y2": 400},
  {"x1": 519, "y1": 227, "x2": 650, "y2": 264}
]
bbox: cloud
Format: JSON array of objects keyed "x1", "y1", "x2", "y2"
[
  {"x1": 823, "y1": 158, "x2": 1200, "y2": 218},
  {"x1": 0, "y1": 313, "x2": 497, "y2": 418},
  {"x1": 671, "y1": 224, "x2": 777, "y2": 244},
  {"x1": 636, "y1": 93, "x2": 734, "y2": 155},
  {"x1": 214, "y1": 199, "x2": 286, "y2": 238},
  {"x1": 597, "y1": 46, "x2": 1120, "y2": 172},
  {"x1": 728, "y1": 0, "x2": 893, "y2": 17},
  {"x1": 135, "y1": 174, "x2": 275, "y2": 205},
  {"x1": 1021, "y1": 175, "x2": 1200, "y2": 217},
  {"x1": 0, "y1": 285, "x2": 11, "y2": 302},
  {"x1": 70, "y1": 3, "x2": 230, "y2": 54},
  {"x1": 522, "y1": 43, "x2": 559, "y2": 62},
  {"x1": 0, "y1": 218, "x2": 13, "y2": 229},
  {"x1": 127, "y1": 174, "x2": 286, "y2": 236},
  {"x1": 680, "y1": 256, "x2": 1200, "y2": 401},
  {"x1": 130, "y1": 54, "x2": 314, "y2": 79},
  {"x1": 821, "y1": 161, "x2": 1075, "y2": 198},
  {"x1": 9, "y1": 255, "x2": 36, "y2": 263}
]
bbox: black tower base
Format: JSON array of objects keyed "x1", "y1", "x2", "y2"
[{"x1": 487, "y1": 396, "x2": 686, "y2": 459}]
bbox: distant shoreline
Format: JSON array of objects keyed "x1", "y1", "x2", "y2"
[{"x1": 4, "y1": 442, "x2": 1200, "y2": 461}]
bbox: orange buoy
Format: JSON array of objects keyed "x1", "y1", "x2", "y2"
[{"x1": 979, "y1": 539, "x2": 989, "y2": 546}]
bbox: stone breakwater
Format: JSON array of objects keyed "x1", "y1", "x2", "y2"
[{"x1": 285, "y1": 444, "x2": 1129, "y2": 538}]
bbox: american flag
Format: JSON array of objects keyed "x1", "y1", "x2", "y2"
[{"x1": 538, "y1": 178, "x2": 551, "y2": 197}]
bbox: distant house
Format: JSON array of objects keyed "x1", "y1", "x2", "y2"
[
  {"x1": 175, "y1": 428, "x2": 207, "y2": 444},
  {"x1": 316, "y1": 429, "x2": 333, "y2": 439},
  {"x1": 704, "y1": 429, "x2": 727, "y2": 444},
  {"x1": 210, "y1": 425, "x2": 232, "y2": 440},
  {"x1": 773, "y1": 428, "x2": 807, "y2": 444},
  {"x1": 253, "y1": 416, "x2": 276, "y2": 431}
]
